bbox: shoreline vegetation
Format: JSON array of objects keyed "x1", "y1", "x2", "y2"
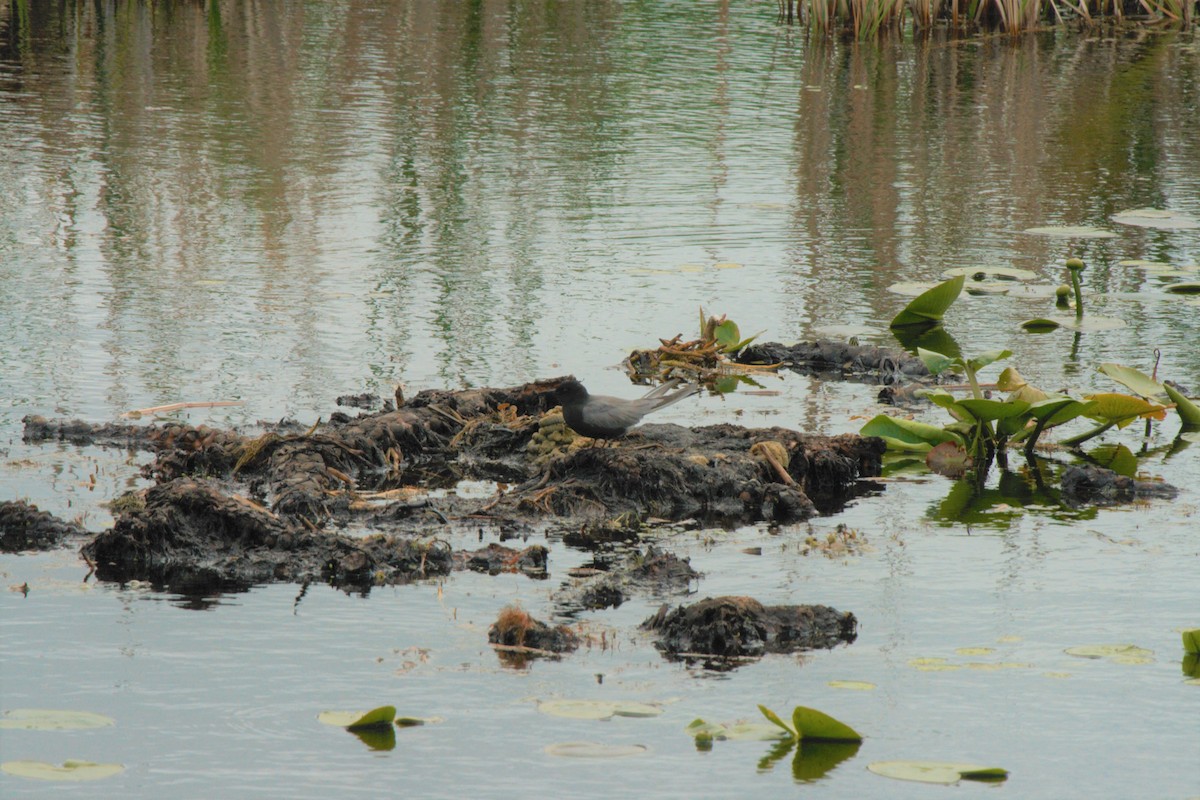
[{"x1": 776, "y1": 0, "x2": 1197, "y2": 37}]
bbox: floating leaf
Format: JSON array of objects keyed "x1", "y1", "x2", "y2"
[
  {"x1": 538, "y1": 700, "x2": 618, "y2": 720},
  {"x1": 1022, "y1": 225, "x2": 1117, "y2": 238},
  {"x1": 926, "y1": 441, "x2": 972, "y2": 478},
  {"x1": 1, "y1": 760, "x2": 125, "y2": 782},
  {"x1": 890, "y1": 276, "x2": 964, "y2": 328},
  {"x1": 544, "y1": 742, "x2": 647, "y2": 758},
  {"x1": 827, "y1": 680, "x2": 876, "y2": 691},
  {"x1": 886, "y1": 281, "x2": 940, "y2": 297},
  {"x1": 346, "y1": 705, "x2": 396, "y2": 731},
  {"x1": 1112, "y1": 207, "x2": 1200, "y2": 230},
  {"x1": 955, "y1": 647, "x2": 995, "y2": 656},
  {"x1": 1098, "y1": 363, "x2": 1164, "y2": 398},
  {"x1": 1065, "y1": 644, "x2": 1155, "y2": 664},
  {"x1": 686, "y1": 719, "x2": 789, "y2": 742},
  {"x1": 867, "y1": 760, "x2": 1008, "y2": 784},
  {"x1": 0, "y1": 709, "x2": 115, "y2": 731},
  {"x1": 1022, "y1": 318, "x2": 1061, "y2": 333},
  {"x1": 611, "y1": 702, "x2": 664, "y2": 718},
  {"x1": 1165, "y1": 282, "x2": 1200, "y2": 295},
  {"x1": 790, "y1": 706, "x2": 863, "y2": 743},
  {"x1": 860, "y1": 415, "x2": 962, "y2": 453}
]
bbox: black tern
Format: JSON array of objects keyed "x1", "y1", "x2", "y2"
[{"x1": 555, "y1": 379, "x2": 700, "y2": 439}]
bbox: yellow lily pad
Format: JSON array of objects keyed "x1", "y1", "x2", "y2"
[
  {"x1": 544, "y1": 741, "x2": 648, "y2": 758},
  {"x1": 1022, "y1": 225, "x2": 1117, "y2": 238},
  {"x1": 868, "y1": 760, "x2": 1008, "y2": 784},
  {"x1": 1, "y1": 760, "x2": 125, "y2": 782},
  {"x1": 827, "y1": 680, "x2": 877, "y2": 691},
  {"x1": 0, "y1": 709, "x2": 115, "y2": 731},
  {"x1": 1064, "y1": 644, "x2": 1155, "y2": 663}
]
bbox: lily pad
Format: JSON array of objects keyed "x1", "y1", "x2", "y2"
[
  {"x1": 827, "y1": 680, "x2": 877, "y2": 691},
  {"x1": 867, "y1": 760, "x2": 1008, "y2": 784},
  {"x1": 544, "y1": 741, "x2": 648, "y2": 758},
  {"x1": 1021, "y1": 315, "x2": 1127, "y2": 333},
  {"x1": 955, "y1": 647, "x2": 995, "y2": 656},
  {"x1": 1183, "y1": 630, "x2": 1200, "y2": 655},
  {"x1": 1065, "y1": 644, "x2": 1155, "y2": 664},
  {"x1": 686, "y1": 719, "x2": 789, "y2": 742},
  {"x1": 0, "y1": 709, "x2": 116, "y2": 731},
  {"x1": 1022, "y1": 225, "x2": 1117, "y2": 238},
  {"x1": 1164, "y1": 282, "x2": 1200, "y2": 295},
  {"x1": 1083, "y1": 393, "x2": 1168, "y2": 425},
  {"x1": 860, "y1": 414, "x2": 962, "y2": 453},
  {"x1": 886, "y1": 281, "x2": 940, "y2": 297},
  {"x1": 537, "y1": 699, "x2": 663, "y2": 720},
  {"x1": 1, "y1": 760, "x2": 125, "y2": 782},
  {"x1": 317, "y1": 706, "x2": 397, "y2": 729},
  {"x1": 1098, "y1": 363, "x2": 1164, "y2": 398},
  {"x1": 1112, "y1": 207, "x2": 1200, "y2": 230}
]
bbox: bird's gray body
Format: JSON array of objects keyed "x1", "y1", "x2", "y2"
[{"x1": 555, "y1": 379, "x2": 699, "y2": 439}]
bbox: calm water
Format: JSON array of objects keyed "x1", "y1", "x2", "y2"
[{"x1": 2, "y1": 2, "x2": 1198, "y2": 797}]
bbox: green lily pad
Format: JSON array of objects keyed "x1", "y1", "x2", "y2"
[
  {"x1": 886, "y1": 281, "x2": 940, "y2": 297},
  {"x1": 1, "y1": 760, "x2": 125, "y2": 782},
  {"x1": 0, "y1": 709, "x2": 116, "y2": 731},
  {"x1": 1065, "y1": 644, "x2": 1155, "y2": 664},
  {"x1": 1183, "y1": 630, "x2": 1200, "y2": 655},
  {"x1": 1165, "y1": 282, "x2": 1200, "y2": 294},
  {"x1": 537, "y1": 699, "x2": 663, "y2": 720},
  {"x1": 1173, "y1": 384, "x2": 1200, "y2": 426},
  {"x1": 317, "y1": 706, "x2": 397, "y2": 730},
  {"x1": 867, "y1": 760, "x2": 1008, "y2": 784},
  {"x1": 544, "y1": 742, "x2": 648, "y2": 758},
  {"x1": 1086, "y1": 443, "x2": 1138, "y2": 477},
  {"x1": 1022, "y1": 314, "x2": 1127, "y2": 333},
  {"x1": 1112, "y1": 207, "x2": 1200, "y2": 230},
  {"x1": 1022, "y1": 225, "x2": 1117, "y2": 238}
]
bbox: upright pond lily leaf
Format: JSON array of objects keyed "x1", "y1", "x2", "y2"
[
  {"x1": 790, "y1": 706, "x2": 863, "y2": 743},
  {"x1": 1083, "y1": 393, "x2": 1168, "y2": 426},
  {"x1": 867, "y1": 760, "x2": 1008, "y2": 784},
  {"x1": 890, "y1": 276, "x2": 964, "y2": 328},
  {"x1": 1098, "y1": 363, "x2": 1164, "y2": 398},
  {"x1": 1164, "y1": 384, "x2": 1200, "y2": 427},
  {"x1": 1183, "y1": 630, "x2": 1200, "y2": 655},
  {"x1": 346, "y1": 705, "x2": 397, "y2": 731},
  {"x1": 758, "y1": 705, "x2": 797, "y2": 738},
  {"x1": 859, "y1": 415, "x2": 962, "y2": 452},
  {"x1": 916, "y1": 347, "x2": 958, "y2": 376}
]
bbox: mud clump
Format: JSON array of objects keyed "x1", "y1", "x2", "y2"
[
  {"x1": 453, "y1": 542, "x2": 549, "y2": 576},
  {"x1": 1, "y1": 500, "x2": 89, "y2": 552},
  {"x1": 488, "y1": 605, "x2": 579, "y2": 655},
  {"x1": 1060, "y1": 464, "x2": 1179, "y2": 507},
  {"x1": 554, "y1": 545, "x2": 698, "y2": 611},
  {"x1": 642, "y1": 595, "x2": 857, "y2": 662}
]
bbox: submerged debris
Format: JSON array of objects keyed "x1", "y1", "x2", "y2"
[
  {"x1": 739, "y1": 340, "x2": 933, "y2": 383},
  {"x1": 1060, "y1": 464, "x2": 1179, "y2": 507},
  {"x1": 642, "y1": 595, "x2": 858, "y2": 663},
  {"x1": 553, "y1": 545, "x2": 699, "y2": 611},
  {"x1": 0, "y1": 500, "x2": 89, "y2": 552}
]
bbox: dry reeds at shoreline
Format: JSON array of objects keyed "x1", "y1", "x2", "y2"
[{"x1": 776, "y1": 0, "x2": 1196, "y2": 36}]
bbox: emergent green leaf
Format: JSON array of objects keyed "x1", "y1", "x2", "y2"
[{"x1": 890, "y1": 276, "x2": 965, "y2": 328}]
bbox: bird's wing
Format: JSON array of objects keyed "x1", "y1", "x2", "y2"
[
  {"x1": 584, "y1": 394, "x2": 653, "y2": 430},
  {"x1": 648, "y1": 383, "x2": 701, "y2": 411},
  {"x1": 639, "y1": 379, "x2": 683, "y2": 401}
]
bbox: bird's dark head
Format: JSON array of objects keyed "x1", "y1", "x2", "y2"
[{"x1": 554, "y1": 380, "x2": 588, "y2": 406}]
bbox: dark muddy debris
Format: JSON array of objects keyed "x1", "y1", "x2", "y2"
[
  {"x1": 453, "y1": 542, "x2": 549, "y2": 576},
  {"x1": 1, "y1": 500, "x2": 89, "y2": 552},
  {"x1": 554, "y1": 545, "x2": 698, "y2": 612},
  {"x1": 642, "y1": 595, "x2": 857, "y2": 665},
  {"x1": 739, "y1": 340, "x2": 932, "y2": 384},
  {"x1": 25, "y1": 378, "x2": 883, "y2": 595},
  {"x1": 1060, "y1": 464, "x2": 1179, "y2": 508}
]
